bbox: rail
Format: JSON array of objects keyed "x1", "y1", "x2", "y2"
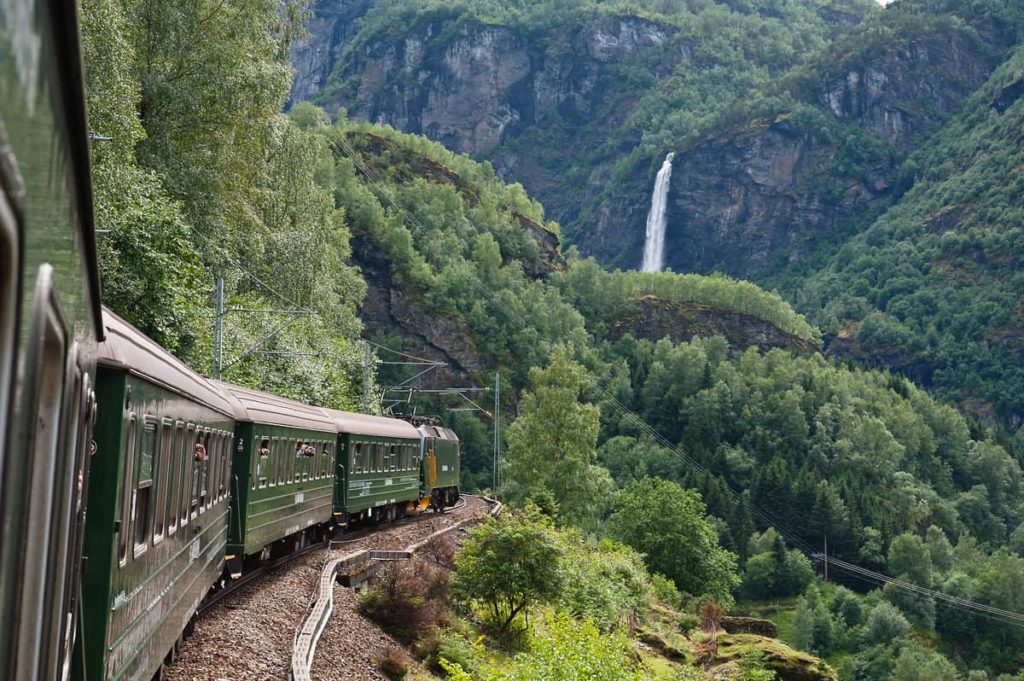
[{"x1": 289, "y1": 496, "x2": 500, "y2": 680}]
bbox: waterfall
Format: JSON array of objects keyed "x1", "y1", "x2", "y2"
[{"x1": 641, "y1": 152, "x2": 675, "y2": 273}]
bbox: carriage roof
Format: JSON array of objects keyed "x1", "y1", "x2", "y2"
[
  {"x1": 210, "y1": 380, "x2": 337, "y2": 433},
  {"x1": 98, "y1": 309, "x2": 234, "y2": 416},
  {"x1": 321, "y1": 408, "x2": 421, "y2": 440}
]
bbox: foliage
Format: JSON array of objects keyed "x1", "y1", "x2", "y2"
[
  {"x1": 485, "y1": 612, "x2": 647, "y2": 681},
  {"x1": 557, "y1": 254, "x2": 822, "y2": 344},
  {"x1": 742, "y1": 529, "x2": 815, "y2": 600},
  {"x1": 503, "y1": 345, "x2": 612, "y2": 526},
  {"x1": 372, "y1": 645, "x2": 410, "y2": 681},
  {"x1": 608, "y1": 477, "x2": 740, "y2": 605},
  {"x1": 453, "y1": 506, "x2": 563, "y2": 635},
  {"x1": 556, "y1": 532, "x2": 652, "y2": 632},
  {"x1": 358, "y1": 559, "x2": 451, "y2": 643},
  {"x1": 80, "y1": 0, "x2": 367, "y2": 406}
]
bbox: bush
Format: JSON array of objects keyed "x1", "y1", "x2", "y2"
[
  {"x1": 432, "y1": 630, "x2": 481, "y2": 676},
  {"x1": 359, "y1": 559, "x2": 451, "y2": 643},
  {"x1": 557, "y1": 533, "x2": 651, "y2": 631},
  {"x1": 421, "y1": 533, "x2": 458, "y2": 570},
  {"x1": 650, "y1": 572, "x2": 682, "y2": 607},
  {"x1": 373, "y1": 645, "x2": 409, "y2": 681}
]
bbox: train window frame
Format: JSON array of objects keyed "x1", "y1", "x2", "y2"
[
  {"x1": 389, "y1": 444, "x2": 397, "y2": 472},
  {"x1": 0, "y1": 191, "x2": 17, "y2": 479},
  {"x1": 201, "y1": 429, "x2": 212, "y2": 512},
  {"x1": 118, "y1": 415, "x2": 137, "y2": 566},
  {"x1": 256, "y1": 435, "x2": 269, "y2": 489},
  {"x1": 182, "y1": 424, "x2": 195, "y2": 523},
  {"x1": 219, "y1": 432, "x2": 229, "y2": 500},
  {"x1": 270, "y1": 437, "x2": 278, "y2": 486},
  {"x1": 133, "y1": 417, "x2": 157, "y2": 557},
  {"x1": 205, "y1": 430, "x2": 216, "y2": 509},
  {"x1": 290, "y1": 439, "x2": 298, "y2": 480},
  {"x1": 168, "y1": 422, "x2": 183, "y2": 536},
  {"x1": 208, "y1": 432, "x2": 218, "y2": 504},
  {"x1": 154, "y1": 419, "x2": 173, "y2": 544}
]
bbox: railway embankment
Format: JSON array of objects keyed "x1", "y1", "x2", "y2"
[{"x1": 164, "y1": 495, "x2": 491, "y2": 680}]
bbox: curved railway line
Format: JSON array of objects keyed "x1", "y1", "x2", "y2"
[{"x1": 164, "y1": 496, "x2": 493, "y2": 680}]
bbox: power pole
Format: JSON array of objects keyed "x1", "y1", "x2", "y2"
[
  {"x1": 213, "y1": 277, "x2": 224, "y2": 380},
  {"x1": 493, "y1": 371, "x2": 500, "y2": 490},
  {"x1": 362, "y1": 342, "x2": 372, "y2": 413}
]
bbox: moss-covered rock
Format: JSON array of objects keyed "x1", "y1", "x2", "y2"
[{"x1": 713, "y1": 633, "x2": 838, "y2": 681}]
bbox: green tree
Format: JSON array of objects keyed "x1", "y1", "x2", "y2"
[
  {"x1": 504, "y1": 346, "x2": 612, "y2": 526},
  {"x1": 891, "y1": 645, "x2": 961, "y2": 681},
  {"x1": 607, "y1": 477, "x2": 739, "y2": 604},
  {"x1": 453, "y1": 507, "x2": 562, "y2": 634}
]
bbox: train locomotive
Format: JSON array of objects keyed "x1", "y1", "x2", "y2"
[{"x1": 1, "y1": 3, "x2": 461, "y2": 678}]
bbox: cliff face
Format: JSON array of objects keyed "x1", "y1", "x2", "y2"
[
  {"x1": 584, "y1": 21, "x2": 1006, "y2": 275},
  {"x1": 815, "y1": 31, "x2": 997, "y2": 150},
  {"x1": 618, "y1": 118, "x2": 894, "y2": 279},
  {"x1": 304, "y1": 14, "x2": 681, "y2": 156},
  {"x1": 291, "y1": 8, "x2": 697, "y2": 236}
]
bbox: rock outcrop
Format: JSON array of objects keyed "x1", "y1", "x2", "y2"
[
  {"x1": 816, "y1": 30, "x2": 997, "y2": 149},
  {"x1": 606, "y1": 295, "x2": 819, "y2": 356}
]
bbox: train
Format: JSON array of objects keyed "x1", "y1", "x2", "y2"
[
  {"x1": 0, "y1": 1, "x2": 460, "y2": 679},
  {"x1": 79, "y1": 311, "x2": 460, "y2": 680}
]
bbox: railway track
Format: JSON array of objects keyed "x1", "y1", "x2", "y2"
[
  {"x1": 164, "y1": 497, "x2": 486, "y2": 680},
  {"x1": 298, "y1": 495, "x2": 499, "y2": 681}
]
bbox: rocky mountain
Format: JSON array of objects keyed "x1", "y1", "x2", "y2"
[
  {"x1": 290, "y1": 0, "x2": 878, "y2": 261},
  {"x1": 292, "y1": 0, "x2": 1024, "y2": 427}
]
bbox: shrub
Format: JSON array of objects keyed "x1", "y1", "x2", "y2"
[
  {"x1": 421, "y1": 533, "x2": 458, "y2": 570},
  {"x1": 359, "y1": 559, "x2": 451, "y2": 643},
  {"x1": 650, "y1": 572, "x2": 682, "y2": 607},
  {"x1": 373, "y1": 645, "x2": 409, "y2": 681}
]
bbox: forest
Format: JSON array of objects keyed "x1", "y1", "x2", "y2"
[{"x1": 80, "y1": 0, "x2": 1024, "y2": 678}]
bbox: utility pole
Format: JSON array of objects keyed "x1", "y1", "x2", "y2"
[
  {"x1": 213, "y1": 277, "x2": 224, "y2": 380},
  {"x1": 493, "y1": 371, "x2": 500, "y2": 490},
  {"x1": 362, "y1": 342, "x2": 372, "y2": 413}
]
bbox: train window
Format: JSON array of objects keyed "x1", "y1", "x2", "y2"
[
  {"x1": 256, "y1": 436, "x2": 268, "y2": 488},
  {"x1": 154, "y1": 421, "x2": 172, "y2": 543},
  {"x1": 377, "y1": 443, "x2": 384, "y2": 473},
  {"x1": 168, "y1": 423, "x2": 182, "y2": 535},
  {"x1": 118, "y1": 416, "x2": 137, "y2": 565},
  {"x1": 133, "y1": 419, "x2": 157, "y2": 556},
  {"x1": 209, "y1": 433, "x2": 218, "y2": 503},
  {"x1": 390, "y1": 445, "x2": 397, "y2": 472},
  {"x1": 266, "y1": 437, "x2": 275, "y2": 487},
  {"x1": 218, "y1": 433, "x2": 227, "y2": 500},
  {"x1": 353, "y1": 442, "x2": 362, "y2": 474}
]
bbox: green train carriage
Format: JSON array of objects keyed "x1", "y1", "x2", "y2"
[
  {"x1": 217, "y1": 383, "x2": 337, "y2": 577},
  {"x1": 323, "y1": 409, "x2": 423, "y2": 524},
  {"x1": 79, "y1": 311, "x2": 236, "y2": 681}
]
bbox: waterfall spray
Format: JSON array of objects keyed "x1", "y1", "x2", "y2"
[{"x1": 641, "y1": 152, "x2": 675, "y2": 273}]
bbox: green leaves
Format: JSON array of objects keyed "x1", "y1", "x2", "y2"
[
  {"x1": 503, "y1": 346, "x2": 611, "y2": 527},
  {"x1": 453, "y1": 508, "x2": 563, "y2": 634},
  {"x1": 607, "y1": 477, "x2": 740, "y2": 606}
]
